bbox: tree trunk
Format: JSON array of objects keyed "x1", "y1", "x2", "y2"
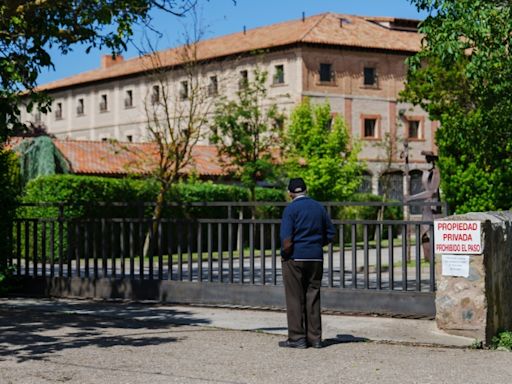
[{"x1": 143, "y1": 184, "x2": 168, "y2": 258}]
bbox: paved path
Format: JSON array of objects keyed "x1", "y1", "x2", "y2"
[{"x1": 1, "y1": 298, "x2": 511, "y2": 384}]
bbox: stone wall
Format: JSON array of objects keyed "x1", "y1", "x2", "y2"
[{"x1": 435, "y1": 211, "x2": 512, "y2": 344}]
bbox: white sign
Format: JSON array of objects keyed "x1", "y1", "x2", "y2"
[
  {"x1": 442, "y1": 255, "x2": 470, "y2": 277},
  {"x1": 434, "y1": 220, "x2": 481, "y2": 254}
]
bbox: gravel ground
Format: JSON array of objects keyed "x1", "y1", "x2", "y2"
[{"x1": 0, "y1": 308, "x2": 511, "y2": 384}]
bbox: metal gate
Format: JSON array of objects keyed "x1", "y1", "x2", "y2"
[{"x1": 8, "y1": 201, "x2": 447, "y2": 317}]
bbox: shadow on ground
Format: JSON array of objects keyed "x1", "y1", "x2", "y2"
[
  {"x1": 321, "y1": 334, "x2": 369, "y2": 347},
  {"x1": 0, "y1": 301, "x2": 211, "y2": 363}
]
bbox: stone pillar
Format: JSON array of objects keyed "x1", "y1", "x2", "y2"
[{"x1": 435, "y1": 211, "x2": 512, "y2": 344}]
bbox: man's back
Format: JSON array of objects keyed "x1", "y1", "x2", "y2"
[{"x1": 280, "y1": 196, "x2": 334, "y2": 261}]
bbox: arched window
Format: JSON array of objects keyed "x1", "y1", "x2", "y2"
[
  {"x1": 357, "y1": 171, "x2": 373, "y2": 194},
  {"x1": 378, "y1": 171, "x2": 404, "y2": 201}
]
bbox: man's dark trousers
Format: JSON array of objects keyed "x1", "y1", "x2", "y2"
[{"x1": 282, "y1": 259, "x2": 323, "y2": 342}]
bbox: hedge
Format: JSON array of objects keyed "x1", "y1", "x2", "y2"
[{"x1": 20, "y1": 175, "x2": 286, "y2": 220}]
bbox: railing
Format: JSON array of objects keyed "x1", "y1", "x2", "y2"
[{"x1": 10, "y1": 201, "x2": 447, "y2": 293}]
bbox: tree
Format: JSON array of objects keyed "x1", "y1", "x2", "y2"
[
  {"x1": 402, "y1": 0, "x2": 512, "y2": 213},
  {"x1": 0, "y1": 148, "x2": 20, "y2": 269},
  {"x1": 136, "y1": 12, "x2": 214, "y2": 255},
  {"x1": 211, "y1": 70, "x2": 285, "y2": 204},
  {"x1": 0, "y1": 0, "x2": 199, "y2": 142},
  {"x1": 285, "y1": 98, "x2": 363, "y2": 201}
]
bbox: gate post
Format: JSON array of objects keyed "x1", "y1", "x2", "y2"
[{"x1": 434, "y1": 211, "x2": 512, "y2": 344}]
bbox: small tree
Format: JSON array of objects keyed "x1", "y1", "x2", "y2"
[
  {"x1": 285, "y1": 98, "x2": 363, "y2": 201},
  {"x1": 210, "y1": 70, "x2": 285, "y2": 205},
  {"x1": 139, "y1": 14, "x2": 213, "y2": 254},
  {"x1": 372, "y1": 131, "x2": 405, "y2": 220}
]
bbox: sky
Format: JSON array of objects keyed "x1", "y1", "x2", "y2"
[{"x1": 38, "y1": 0, "x2": 428, "y2": 85}]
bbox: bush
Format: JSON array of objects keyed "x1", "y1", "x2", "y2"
[
  {"x1": 337, "y1": 193, "x2": 404, "y2": 243},
  {"x1": 21, "y1": 175, "x2": 286, "y2": 219},
  {"x1": 0, "y1": 266, "x2": 16, "y2": 296},
  {"x1": 491, "y1": 331, "x2": 512, "y2": 351},
  {"x1": 338, "y1": 193, "x2": 403, "y2": 221},
  {"x1": 0, "y1": 148, "x2": 21, "y2": 268}
]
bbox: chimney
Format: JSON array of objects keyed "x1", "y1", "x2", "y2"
[
  {"x1": 101, "y1": 54, "x2": 124, "y2": 69},
  {"x1": 302, "y1": 12, "x2": 305, "y2": 22}
]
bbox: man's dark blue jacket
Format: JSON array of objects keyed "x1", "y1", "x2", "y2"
[{"x1": 280, "y1": 196, "x2": 335, "y2": 261}]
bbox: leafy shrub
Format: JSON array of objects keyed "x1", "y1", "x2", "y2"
[
  {"x1": 337, "y1": 193, "x2": 404, "y2": 243},
  {"x1": 0, "y1": 148, "x2": 21, "y2": 268},
  {"x1": 0, "y1": 266, "x2": 16, "y2": 296},
  {"x1": 491, "y1": 331, "x2": 512, "y2": 351},
  {"x1": 21, "y1": 175, "x2": 285, "y2": 219}
]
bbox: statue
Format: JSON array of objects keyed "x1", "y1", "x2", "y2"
[{"x1": 405, "y1": 151, "x2": 441, "y2": 262}]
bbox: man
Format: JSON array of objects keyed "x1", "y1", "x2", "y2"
[{"x1": 279, "y1": 177, "x2": 335, "y2": 349}]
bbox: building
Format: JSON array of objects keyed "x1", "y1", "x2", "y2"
[{"x1": 22, "y1": 13, "x2": 437, "y2": 198}]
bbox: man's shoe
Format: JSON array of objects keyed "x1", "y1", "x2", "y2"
[
  {"x1": 278, "y1": 338, "x2": 308, "y2": 349},
  {"x1": 309, "y1": 339, "x2": 323, "y2": 349}
]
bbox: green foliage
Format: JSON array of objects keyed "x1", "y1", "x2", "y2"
[
  {"x1": 0, "y1": 0, "x2": 195, "y2": 140},
  {"x1": 285, "y1": 98, "x2": 364, "y2": 201},
  {"x1": 211, "y1": 69, "x2": 285, "y2": 201},
  {"x1": 18, "y1": 175, "x2": 285, "y2": 259},
  {"x1": 403, "y1": 0, "x2": 512, "y2": 213},
  {"x1": 21, "y1": 175, "x2": 285, "y2": 219},
  {"x1": 337, "y1": 193, "x2": 403, "y2": 242},
  {"x1": 338, "y1": 193, "x2": 403, "y2": 222},
  {"x1": 491, "y1": 331, "x2": 512, "y2": 351},
  {"x1": 0, "y1": 266, "x2": 16, "y2": 296},
  {"x1": 469, "y1": 340, "x2": 483, "y2": 350},
  {"x1": 0, "y1": 148, "x2": 21, "y2": 266}
]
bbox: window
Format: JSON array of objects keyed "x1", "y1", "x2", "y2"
[
  {"x1": 364, "y1": 118, "x2": 377, "y2": 138},
  {"x1": 126, "y1": 135, "x2": 133, "y2": 142},
  {"x1": 124, "y1": 90, "x2": 133, "y2": 108},
  {"x1": 180, "y1": 80, "x2": 188, "y2": 100},
  {"x1": 101, "y1": 137, "x2": 108, "y2": 142},
  {"x1": 363, "y1": 67, "x2": 377, "y2": 86},
  {"x1": 239, "y1": 70, "x2": 248, "y2": 89},
  {"x1": 357, "y1": 172, "x2": 373, "y2": 193},
  {"x1": 379, "y1": 172, "x2": 404, "y2": 202},
  {"x1": 408, "y1": 120, "x2": 421, "y2": 139},
  {"x1": 319, "y1": 63, "x2": 333, "y2": 82},
  {"x1": 34, "y1": 111, "x2": 41, "y2": 123},
  {"x1": 208, "y1": 76, "x2": 218, "y2": 96},
  {"x1": 151, "y1": 85, "x2": 160, "y2": 104},
  {"x1": 273, "y1": 65, "x2": 284, "y2": 84},
  {"x1": 76, "y1": 98, "x2": 84, "y2": 116},
  {"x1": 100, "y1": 94, "x2": 108, "y2": 112},
  {"x1": 55, "y1": 102, "x2": 63, "y2": 120}
]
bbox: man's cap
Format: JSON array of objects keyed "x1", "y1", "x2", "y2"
[{"x1": 288, "y1": 178, "x2": 307, "y2": 193}]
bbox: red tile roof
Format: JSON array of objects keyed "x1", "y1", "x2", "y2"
[
  {"x1": 38, "y1": 13, "x2": 421, "y2": 92},
  {"x1": 52, "y1": 139, "x2": 227, "y2": 177}
]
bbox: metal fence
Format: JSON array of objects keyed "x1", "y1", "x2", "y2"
[{"x1": 9, "y1": 201, "x2": 447, "y2": 317}]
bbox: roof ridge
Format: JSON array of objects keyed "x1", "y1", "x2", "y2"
[{"x1": 297, "y1": 12, "x2": 330, "y2": 42}]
